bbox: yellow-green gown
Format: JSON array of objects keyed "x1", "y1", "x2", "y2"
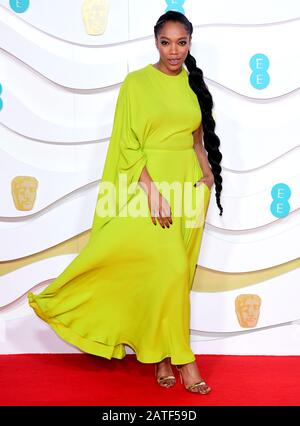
[{"x1": 28, "y1": 63, "x2": 211, "y2": 365}]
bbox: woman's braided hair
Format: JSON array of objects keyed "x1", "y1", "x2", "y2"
[{"x1": 154, "y1": 11, "x2": 223, "y2": 216}]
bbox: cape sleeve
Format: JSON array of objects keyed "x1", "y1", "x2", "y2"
[{"x1": 89, "y1": 73, "x2": 147, "y2": 239}]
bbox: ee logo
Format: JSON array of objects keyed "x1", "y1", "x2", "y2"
[
  {"x1": 165, "y1": 0, "x2": 185, "y2": 14},
  {"x1": 250, "y1": 53, "x2": 270, "y2": 89},
  {"x1": 270, "y1": 183, "x2": 291, "y2": 218},
  {"x1": 0, "y1": 83, "x2": 2, "y2": 111},
  {"x1": 9, "y1": 0, "x2": 30, "y2": 13}
]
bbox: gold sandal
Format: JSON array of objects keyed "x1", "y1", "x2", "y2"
[
  {"x1": 154, "y1": 363, "x2": 176, "y2": 388},
  {"x1": 176, "y1": 365, "x2": 211, "y2": 394}
]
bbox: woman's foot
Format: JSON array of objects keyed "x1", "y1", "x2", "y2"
[
  {"x1": 176, "y1": 360, "x2": 211, "y2": 394},
  {"x1": 155, "y1": 357, "x2": 176, "y2": 388}
]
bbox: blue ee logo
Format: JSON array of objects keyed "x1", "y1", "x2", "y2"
[
  {"x1": 9, "y1": 0, "x2": 30, "y2": 13},
  {"x1": 165, "y1": 0, "x2": 185, "y2": 14},
  {"x1": 270, "y1": 183, "x2": 291, "y2": 218},
  {"x1": 250, "y1": 54, "x2": 270, "y2": 89},
  {"x1": 0, "y1": 83, "x2": 3, "y2": 111}
]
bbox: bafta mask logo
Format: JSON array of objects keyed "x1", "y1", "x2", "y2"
[
  {"x1": 11, "y1": 176, "x2": 38, "y2": 211},
  {"x1": 81, "y1": 0, "x2": 109, "y2": 35},
  {"x1": 235, "y1": 294, "x2": 261, "y2": 328}
]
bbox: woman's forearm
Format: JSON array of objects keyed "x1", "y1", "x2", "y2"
[{"x1": 138, "y1": 166, "x2": 155, "y2": 195}]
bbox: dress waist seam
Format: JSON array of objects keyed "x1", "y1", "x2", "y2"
[{"x1": 143, "y1": 147, "x2": 194, "y2": 151}]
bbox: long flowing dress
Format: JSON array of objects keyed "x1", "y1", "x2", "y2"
[{"x1": 27, "y1": 63, "x2": 211, "y2": 365}]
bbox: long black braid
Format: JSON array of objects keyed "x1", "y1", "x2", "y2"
[{"x1": 154, "y1": 11, "x2": 223, "y2": 216}]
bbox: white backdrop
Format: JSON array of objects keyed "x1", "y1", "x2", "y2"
[{"x1": 0, "y1": 0, "x2": 300, "y2": 355}]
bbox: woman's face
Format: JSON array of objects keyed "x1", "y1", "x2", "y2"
[{"x1": 155, "y1": 21, "x2": 191, "y2": 75}]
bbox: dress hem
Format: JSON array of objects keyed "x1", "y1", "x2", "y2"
[{"x1": 27, "y1": 292, "x2": 196, "y2": 366}]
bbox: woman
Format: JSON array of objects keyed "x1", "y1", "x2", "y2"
[{"x1": 28, "y1": 10, "x2": 223, "y2": 395}]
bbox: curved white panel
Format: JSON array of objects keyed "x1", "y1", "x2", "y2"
[
  {"x1": 205, "y1": 149, "x2": 300, "y2": 230},
  {"x1": 130, "y1": 0, "x2": 300, "y2": 39},
  {"x1": 199, "y1": 213, "x2": 300, "y2": 272},
  {"x1": 190, "y1": 322, "x2": 300, "y2": 355},
  {"x1": 190, "y1": 323, "x2": 298, "y2": 344},
  {"x1": 0, "y1": 138, "x2": 107, "y2": 217},
  {"x1": 190, "y1": 20, "x2": 300, "y2": 98},
  {"x1": 2, "y1": 130, "x2": 300, "y2": 229},
  {"x1": 0, "y1": 280, "x2": 53, "y2": 320},
  {"x1": 209, "y1": 85, "x2": 299, "y2": 170},
  {"x1": 219, "y1": 146, "x2": 300, "y2": 198},
  {"x1": 1, "y1": 172, "x2": 299, "y2": 265},
  {"x1": 1, "y1": 314, "x2": 83, "y2": 354},
  {"x1": 2, "y1": 314, "x2": 299, "y2": 354},
  {"x1": 1, "y1": 6, "x2": 299, "y2": 95},
  {"x1": 0, "y1": 50, "x2": 120, "y2": 141},
  {"x1": 0, "y1": 254, "x2": 76, "y2": 307},
  {"x1": 128, "y1": 22, "x2": 300, "y2": 98},
  {"x1": 1, "y1": 252, "x2": 299, "y2": 334},
  {"x1": 0, "y1": 8, "x2": 128, "y2": 89},
  {"x1": 129, "y1": 19, "x2": 300, "y2": 98},
  {"x1": 0, "y1": 127, "x2": 107, "y2": 172},
  {"x1": 2, "y1": 1, "x2": 300, "y2": 46},
  {"x1": 0, "y1": 1, "x2": 128, "y2": 46},
  {"x1": 0, "y1": 47, "x2": 298, "y2": 154},
  {"x1": 0, "y1": 186, "x2": 96, "y2": 260},
  {"x1": 190, "y1": 266, "x2": 300, "y2": 332}
]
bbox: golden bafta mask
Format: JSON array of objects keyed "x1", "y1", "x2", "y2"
[
  {"x1": 235, "y1": 294, "x2": 261, "y2": 328},
  {"x1": 11, "y1": 176, "x2": 38, "y2": 211},
  {"x1": 81, "y1": 0, "x2": 109, "y2": 35}
]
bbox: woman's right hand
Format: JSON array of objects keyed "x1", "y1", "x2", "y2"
[{"x1": 147, "y1": 187, "x2": 173, "y2": 228}]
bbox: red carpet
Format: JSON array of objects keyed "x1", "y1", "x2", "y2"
[{"x1": 0, "y1": 354, "x2": 299, "y2": 406}]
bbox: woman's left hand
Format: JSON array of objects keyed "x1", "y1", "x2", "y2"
[{"x1": 194, "y1": 173, "x2": 214, "y2": 190}]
